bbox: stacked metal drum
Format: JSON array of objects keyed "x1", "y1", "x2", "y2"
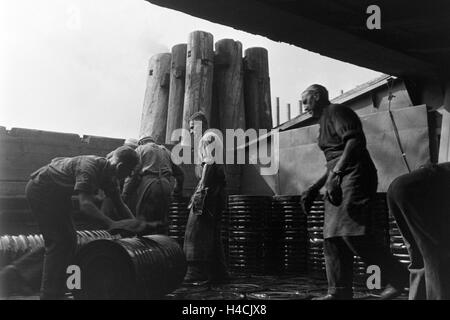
[
  {"x1": 271, "y1": 195, "x2": 307, "y2": 275},
  {"x1": 167, "y1": 196, "x2": 190, "y2": 247},
  {"x1": 221, "y1": 207, "x2": 230, "y2": 264},
  {"x1": 306, "y1": 198, "x2": 326, "y2": 278},
  {"x1": 227, "y1": 195, "x2": 270, "y2": 275},
  {"x1": 389, "y1": 217, "x2": 410, "y2": 268},
  {"x1": 0, "y1": 234, "x2": 44, "y2": 268}
]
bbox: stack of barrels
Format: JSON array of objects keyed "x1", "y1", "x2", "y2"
[
  {"x1": 271, "y1": 195, "x2": 307, "y2": 275},
  {"x1": 0, "y1": 230, "x2": 119, "y2": 268},
  {"x1": 73, "y1": 235, "x2": 186, "y2": 300},
  {"x1": 265, "y1": 198, "x2": 283, "y2": 274},
  {"x1": 221, "y1": 207, "x2": 230, "y2": 264},
  {"x1": 167, "y1": 197, "x2": 190, "y2": 247},
  {"x1": 227, "y1": 195, "x2": 270, "y2": 275},
  {"x1": 306, "y1": 198, "x2": 326, "y2": 278},
  {"x1": 389, "y1": 217, "x2": 410, "y2": 268},
  {"x1": 0, "y1": 234, "x2": 44, "y2": 268}
]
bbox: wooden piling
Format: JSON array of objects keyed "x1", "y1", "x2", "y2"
[
  {"x1": 139, "y1": 53, "x2": 171, "y2": 144},
  {"x1": 213, "y1": 39, "x2": 245, "y2": 132},
  {"x1": 166, "y1": 44, "x2": 187, "y2": 144},
  {"x1": 287, "y1": 103, "x2": 291, "y2": 121},
  {"x1": 243, "y1": 47, "x2": 272, "y2": 130},
  {"x1": 182, "y1": 31, "x2": 214, "y2": 138}
]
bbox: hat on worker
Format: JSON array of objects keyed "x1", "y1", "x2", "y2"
[
  {"x1": 124, "y1": 138, "x2": 139, "y2": 149},
  {"x1": 138, "y1": 136, "x2": 156, "y2": 146}
]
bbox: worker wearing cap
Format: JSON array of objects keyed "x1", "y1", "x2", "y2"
[
  {"x1": 0, "y1": 146, "x2": 146, "y2": 299},
  {"x1": 122, "y1": 136, "x2": 184, "y2": 234},
  {"x1": 300, "y1": 84, "x2": 408, "y2": 300},
  {"x1": 102, "y1": 138, "x2": 139, "y2": 220}
]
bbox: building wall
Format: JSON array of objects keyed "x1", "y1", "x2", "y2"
[{"x1": 240, "y1": 105, "x2": 430, "y2": 195}]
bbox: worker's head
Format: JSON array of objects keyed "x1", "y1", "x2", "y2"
[
  {"x1": 189, "y1": 111, "x2": 208, "y2": 136},
  {"x1": 108, "y1": 146, "x2": 140, "y2": 180},
  {"x1": 301, "y1": 84, "x2": 330, "y2": 119},
  {"x1": 198, "y1": 131, "x2": 223, "y2": 164},
  {"x1": 124, "y1": 138, "x2": 139, "y2": 150}
]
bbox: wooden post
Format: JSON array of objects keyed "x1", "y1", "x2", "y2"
[
  {"x1": 287, "y1": 103, "x2": 291, "y2": 120},
  {"x1": 182, "y1": 31, "x2": 214, "y2": 141},
  {"x1": 438, "y1": 81, "x2": 450, "y2": 162},
  {"x1": 139, "y1": 53, "x2": 171, "y2": 144},
  {"x1": 213, "y1": 39, "x2": 245, "y2": 132},
  {"x1": 166, "y1": 44, "x2": 187, "y2": 144},
  {"x1": 244, "y1": 47, "x2": 272, "y2": 130},
  {"x1": 276, "y1": 97, "x2": 280, "y2": 126},
  {"x1": 213, "y1": 39, "x2": 246, "y2": 194},
  {"x1": 298, "y1": 100, "x2": 303, "y2": 115}
]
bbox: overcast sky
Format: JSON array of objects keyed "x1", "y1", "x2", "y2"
[{"x1": 0, "y1": 0, "x2": 382, "y2": 139}]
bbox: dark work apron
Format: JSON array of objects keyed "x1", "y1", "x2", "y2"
[
  {"x1": 323, "y1": 150, "x2": 378, "y2": 239},
  {"x1": 183, "y1": 164, "x2": 227, "y2": 262}
]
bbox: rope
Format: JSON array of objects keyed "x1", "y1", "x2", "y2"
[{"x1": 387, "y1": 78, "x2": 411, "y2": 173}]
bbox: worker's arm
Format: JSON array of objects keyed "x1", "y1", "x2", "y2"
[
  {"x1": 332, "y1": 137, "x2": 362, "y2": 175},
  {"x1": 311, "y1": 171, "x2": 328, "y2": 191},
  {"x1": 103, "y1": 179, "x2": 135, "y2": 219},
  {"x1": 78, "y1": 192, "x2": 114, "y2": 228},
  {"x1": 301, "y1": 171, "x2": 327, "y2": 214}
]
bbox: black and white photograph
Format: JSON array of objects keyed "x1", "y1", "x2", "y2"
[{"x1": 1, "y1": 0, "x2": 450, "y2": 306}]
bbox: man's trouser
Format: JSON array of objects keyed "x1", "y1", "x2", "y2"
[
  {"x1": 23, "y1": 180, "x2": 77, "y2": 299},
  {"x1": 135, "y1": 175, "x2": 171, "y2": 234},
  {"x1": 387, "y1": 164, "x2": 450, "y2": 300},
  {"x1": 324, "y1": 235, "x2": 408, "y2": 297},
  {"x1": 184, "y1": 208, "x2": 228, "y2": 281}
]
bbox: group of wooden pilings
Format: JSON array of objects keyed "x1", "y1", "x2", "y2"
[{"x1": 139, "y1": 30, "x2": 273, "y2": 145}]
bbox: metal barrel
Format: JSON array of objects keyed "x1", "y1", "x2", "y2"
[
  {"x1": 72, "y1": 235, "x2": 186, "y2": 300},
  {"x1": 227, "y1": 195, "x2": 271, "y2": 275},
  {"x1": 306, "y1": 197, "x2": 326, "y2": 278},
  {"x1": 270, "y1": 195, "x2": 308, "y2": 275},
  {"x1": 168, "y1": 196, "x2": 189, "y2": 247},
  {"x1": 0, "y1": 230, "x2": 118, "y2": 268}
]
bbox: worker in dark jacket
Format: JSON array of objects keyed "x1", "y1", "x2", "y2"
[
  {"x1": 122, "y1": 136, "x2": 184, "y2": 234},
  {"x1": 387, "y1": 162, "x2": 450, "y2": 299},
  {"x1": 183, "y1": 112, "x2": 228, "y2": 283},
  {"x1": 300, "y1": 84, "x2": 408, "y2": 300},
  {"x1": 0, "y1": 146, "x2": 146, "y2": 299}
]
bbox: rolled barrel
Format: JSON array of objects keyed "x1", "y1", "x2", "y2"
[{"x1": 72, "y1": 235, "x2": 186, "y2": 300}]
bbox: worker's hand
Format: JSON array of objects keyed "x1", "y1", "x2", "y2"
[
  {"x1": 301, "y1": 186, "x2": 319, "y2": 214},
  {"x1": 325, "y1": 172, "x2": 343, "y2": 206},
  {"x1": 108, "y1": 219, "x2": 146, "y2": 236}
]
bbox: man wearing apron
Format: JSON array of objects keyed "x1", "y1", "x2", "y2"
[
  {"x1": 122, "y1": 136, "x2": 184, "y2": 235},
  {"x1": 183, "y1": 112, "x2": 229, "y2": 283},
  {"x1": 301, "y1": 84, "x2": 408, "y2": 300},
  {"x1": 387, "y1": 162, "x2": 450, "y2": 299}
]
